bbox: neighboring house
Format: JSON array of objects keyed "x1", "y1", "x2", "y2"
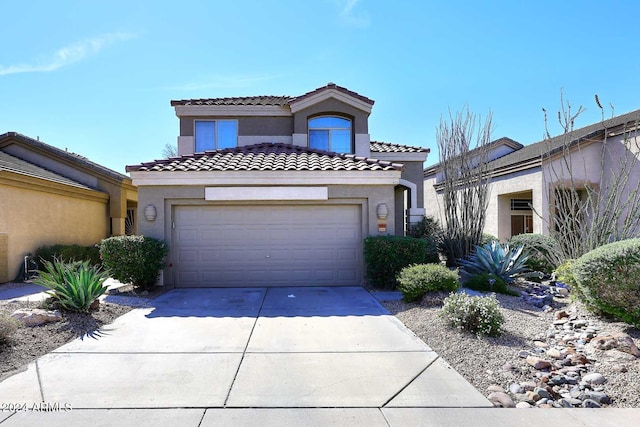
[
  {"x1": 424, "y1": 109, "x2": 640, "y2": 242},
  {"x1": 0, "y1": 132, "x2": 138, "y2": 283},
  {"x1": 127, "y1": 83, "x2": 429, "y2": 287}
]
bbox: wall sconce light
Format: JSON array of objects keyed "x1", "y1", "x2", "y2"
[
  {"x1": 376, "y1": 203, "x2": 389, "y2": 220},
  {"x1": 144, "y1": 204, "x2": 157, "y2": 221}
]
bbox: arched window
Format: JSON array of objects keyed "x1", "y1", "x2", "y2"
[{"x1": 308, "y1": 116, "x2": 352, "y2": 153}]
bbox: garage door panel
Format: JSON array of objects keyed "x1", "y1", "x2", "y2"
[{"x1": 173, "y1": 205, "x2": 362, "y2": 287}]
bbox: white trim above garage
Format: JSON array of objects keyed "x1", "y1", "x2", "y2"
[
  {"x1": 205, "y1": 186, "x2": 328, "y2": 201},
  {"x1": 130, "y1": 170, "x2": 402, "y2": 186}
]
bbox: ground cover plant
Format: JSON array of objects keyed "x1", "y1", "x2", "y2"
[
  {"x1": 440, "y1": 292, "x2": 505, "y2": 337},
  {"x1": 397, "y1": 264, "x2": 459, "y2": 302}
]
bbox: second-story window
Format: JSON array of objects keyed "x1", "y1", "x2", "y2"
[
  {"x1": 308, "y1": 116, "x2": 352, "y2": 153},
  {"x1": 195, "y1": 120, "x2": 238, "y2": 152}
]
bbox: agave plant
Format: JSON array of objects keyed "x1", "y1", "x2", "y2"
[
  {"x1": 458, "y1": 241, "x2": 536, "y2": 284},
  {"x1": 34, "y1": 258, "x2": 109, "y2": 312}
]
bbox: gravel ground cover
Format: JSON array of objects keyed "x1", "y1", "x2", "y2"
[
  {"x1": 382, "y1": 292, "x2": 640, "y2": 408},
  {"x1": 0, "y1": 282, "x2": 168, "y2": 382}
]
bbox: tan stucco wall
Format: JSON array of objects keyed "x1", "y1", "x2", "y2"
[
  {"x1": 0, "y1": 182, "x2": 109, "y2": 282},
  {"x1": 135, "y1": 183, "x2": 397, "y2": 286},
  {"x1": 400, "y1": 161, "x2": 425, "y2": 209}
]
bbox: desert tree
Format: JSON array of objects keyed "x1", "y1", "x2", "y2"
[
  {"x1": 540, "y1": 95, "x2": 640, "y2": 260},
  {"x1": 162, "y1": 143, "x2": 178, "y2": 159},
  {"x1": 436, "y1": 106, "x2": 494, "y2": 265}
]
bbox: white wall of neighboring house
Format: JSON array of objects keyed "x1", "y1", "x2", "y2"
[{"x1": 485, "y1": 167, "x2": 544, "y2": 241}]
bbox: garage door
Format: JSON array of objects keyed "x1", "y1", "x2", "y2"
[{"x1": 172, "y1": 205, "x2": 362, "y2": 287}]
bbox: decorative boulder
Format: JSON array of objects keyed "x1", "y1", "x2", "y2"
[{"x1": 11, "y1": 309, "x2": 63, "y2": 327}]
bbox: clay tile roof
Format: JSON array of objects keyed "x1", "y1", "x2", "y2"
[
  {"x1": 126, "y1": 143, "x2": 403, "y2": 173},
  {"x1": 170, "y1": 96, "x2": 294, "y2": 107},
  {"x1": 370, "y1": 141, "x2": 429, "y2": 153},
  {"x1": 170, "y1": 83, "x2": 374, "y2": 107},
  {"x1": 291, "y1": 82, "x2": 375, "y2": 105}
]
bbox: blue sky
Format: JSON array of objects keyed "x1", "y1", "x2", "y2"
[{"x1": 1, "y1": 0, "x2": 638, "y2": 173}]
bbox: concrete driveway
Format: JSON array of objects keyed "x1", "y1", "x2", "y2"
[{"x1": 2, "y1": 286, "x2": 637, "y2": 426}]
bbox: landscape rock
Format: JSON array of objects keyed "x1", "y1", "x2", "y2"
[
  {"x1": 515, "y1": 401, "x2": 532, "y2": 408},
  {"x1": 486, "y1": 385, "x2": 505, "y2": 393},
  {"x1": 526, "y1": 355, "x2": 552, "y2": 370},
  {"x1": 582, "y1": 399, "x2": 601, "y2": 408},
  {"x1": 582, "y1": 372, "x2": 606, "y2": 385},
  {"x1": 589, "y1": 333, "x2": 640, "y2": 358},
  {"x1": 11, "y1": 309, "x2": 62, "y2": 326},
  {"x1": 488, "y1": 392, "x2": 516, "y2": 408}
]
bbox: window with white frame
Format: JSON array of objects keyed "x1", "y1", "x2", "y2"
[
  {"x1": 195, "y1": 120, "x2": 238, "y2": 152},
  {"x1": 308, "y1": 116, "x2": 352, "y2": 153}
]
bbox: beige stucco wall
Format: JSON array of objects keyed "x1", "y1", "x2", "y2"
[
  {"x1": 485, "y1": 168, "x2": 544, "y2": 240},
  {"x1": 135, "y1": 183, "x2": 397, "y2": 287},
  {"x1": 424, "y1": 167, "x2": 545, "y2": 241},
  {"x1": 0, "y1": 181, "x2": 109, "y2": 282}
]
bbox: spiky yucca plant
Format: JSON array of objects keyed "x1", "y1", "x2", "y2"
[{"x1": 458, "y1": 241, "x2": 535, "y2": 284}]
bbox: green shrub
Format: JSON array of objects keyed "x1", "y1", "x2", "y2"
[
  {"x1": 507, "y1": 233, "x2": 562, "y2": 273},
  {"x1": 34, "y1": 244, "x2": 101, "y2": 267},
  {"x1": 99, "y1": 235, "x2": 168, "y2": 291},
  {"x1": 397, "y1": 264, "x2": 459, "y2": 302},
  {"x1": 408, "y1": 216, "x2": 442, "y2": 263},
  {"x1": 463, "y1": 272, "x2": 519, "y2": 296},
  {"x1": 481, "y1": 233, "x2": 499, "y2": 245},
  {"x1": 364, "y1": 236, "x2": 427, "y2": 289},
  {"x1": 33, "y1": 258, "x2": 109, "y2": 312},
  {"x1": 554, "y1": 259, "x2": 577, "y2": 287},
  {"x1": 572, "y1": 239, "x2": 640, "y2": 327},
  {"x1": 0, "y1": 314, "x2": 20, "y2": 343},
  {"x1": 440, "y1": 292, "x2": 505, "y2": 337},
  {"x1": 458, "y1": 241, "x2": 534, "y2": 284}
]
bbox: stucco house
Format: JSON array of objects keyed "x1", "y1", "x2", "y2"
[
  {"x1": 424, "y1": 109, "x2": 640, "y2": 242},
  {"x1": 0, "y1": 132, "x2": 138, "y2": 282},
  {"x1": 127, "y1": 83, "x2": 429, "y2": 287}
]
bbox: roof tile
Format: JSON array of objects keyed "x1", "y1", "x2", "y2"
[
  {"x1": 370, "y1": 141, "x2": 429, "y2": 153},
  {"x1": 127, "y1": 143, "x2": 404, "y2": 173}
]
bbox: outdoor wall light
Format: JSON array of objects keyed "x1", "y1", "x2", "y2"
[
  {"x1": 144, "y1": 204, "x2": 157, "y2": 221},
  {"x1": 376, "y1": 203, "x2": 389, "y2": 220}
]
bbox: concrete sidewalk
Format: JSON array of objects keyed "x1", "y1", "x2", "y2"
[{"x1": 1, "y1": 286, "x2": 639, "y2": 426}]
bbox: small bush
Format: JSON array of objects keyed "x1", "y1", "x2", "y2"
[
  {"x1": 364, "y1": 236, "x2": 427, "y2": 289},
  {"x1": 0, "y1": 314, "x2": 20, "y2": 343},
  {"x1": 481, "y1": 233, "x2": 499, "y2": 245},
  {"x1": 408, "y1": 216, "x2": 442, "y2": 263},
  {"x1": 397, "y1": 264, "x2": 459, "y2": 302},
  {"x1": 507, "y1": 234, "x2": 562, "y2": 273},
  {"x1": 440, "y1": 292, "x2": 505, "y2": 337},
  {"x1": 554, "y1": 259, "x2": 576, "y2": 287},
  {"x1": 99, "y1": 235, "x2": 168, "y2": 291},
  {"x1": 463, "y1": 272, "x2": 519, "y2": 296},
  {"x1": 33, "y1": 258, "x2": 109, "y2": 312},
  {"x1": 572, "y1": 239, "x2": 640, "y2": 327},
  {"x1": 34, "y1": 244, "x2": 102, "y2": 266}
]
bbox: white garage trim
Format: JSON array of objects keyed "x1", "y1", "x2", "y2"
[
  {"x1": 130, "y1": 170, "x2": 402, "y2": 186},
  {"x1": 205, "y1": 186, "x2": 328, "y2": 201}
]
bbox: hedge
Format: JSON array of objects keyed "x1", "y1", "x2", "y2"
[{"x1": 364, "y1": 236, "x2": 427, "y2": 289}]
